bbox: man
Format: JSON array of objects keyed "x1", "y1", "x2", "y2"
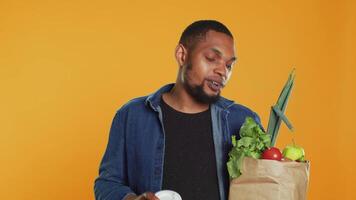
[{"x1": 94, "y1": 20, "x2": 263, "y2": 200}]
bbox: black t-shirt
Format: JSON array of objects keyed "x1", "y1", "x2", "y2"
[{"x1": 160, "y1": 97, "x2": 220, "y2": 200}]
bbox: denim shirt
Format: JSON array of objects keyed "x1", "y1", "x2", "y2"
[{"x1": 94, "y1": 83, "x2": 263, "y2": 200}]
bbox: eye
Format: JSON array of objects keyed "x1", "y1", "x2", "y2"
[
  {"x1": 226, "y1": 61, "x2": 235, "y2": 71},
  {"x1": 205, "y1": 56, "x2": 216, "y2": 62}
]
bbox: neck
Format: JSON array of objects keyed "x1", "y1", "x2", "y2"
[{"x1": 162, "y1": 83, "x2": 209, "y2": 114}]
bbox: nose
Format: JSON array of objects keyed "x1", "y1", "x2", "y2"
[{"x1": 214, "y1": 62, "x2": 228, "y2": 80}]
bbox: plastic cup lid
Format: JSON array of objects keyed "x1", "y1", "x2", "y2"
[{"x1": 155, "y1": 190, "x2": 182, "y2": 200}]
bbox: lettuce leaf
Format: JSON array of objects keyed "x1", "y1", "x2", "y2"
[{"x1": 227, "y1": 117, "x2": 271, "y2": 179}]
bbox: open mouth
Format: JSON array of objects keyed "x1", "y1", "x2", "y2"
[{"x1": 207, "y1": 80, "x2": 222, "y2": 92}]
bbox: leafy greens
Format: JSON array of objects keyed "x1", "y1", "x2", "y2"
[{"x1": 227, "y1": 117, "x2": 271, "y2": 179}]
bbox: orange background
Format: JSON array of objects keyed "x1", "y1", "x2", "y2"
[{"x1": 1, "y1": 0, "x2": 355, "y2": 199}]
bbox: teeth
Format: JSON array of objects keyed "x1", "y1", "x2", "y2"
[{"x1": 212, "y1": 81, "x2": 219, "y2": 87}]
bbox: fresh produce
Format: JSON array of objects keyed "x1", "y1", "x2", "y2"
[
  {"x1": 282, "y1": 143, "x2": 305, "y2": 161},
  {"x1": 267, "y1": 69, "x2": 295, "y2": 146},
  {"x1": 227, "y1": 117, "x2": 271, "y2": 179},
  {"x1": 227, "y1": 69, "x2": 308, "y2": 183},
  {"x1": 261, "y1": 147, "x2": 282, "y2": 161}
]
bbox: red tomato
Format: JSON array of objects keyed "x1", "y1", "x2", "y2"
[{"x1": 261, "y1": 147, "x2": 282, "y2": 161}]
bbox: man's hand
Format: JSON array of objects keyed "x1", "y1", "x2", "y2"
[{"x1": 125, "y1": 192, "x2": 160, "y2": 200}]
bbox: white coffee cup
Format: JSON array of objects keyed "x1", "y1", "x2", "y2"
[{"x1": 155, "y1": 190, "x2": 182, "y2": 200}]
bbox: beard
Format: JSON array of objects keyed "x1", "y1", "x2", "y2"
[{"x1": 182, "y1": 62, "x2": 221, "y2": 104}]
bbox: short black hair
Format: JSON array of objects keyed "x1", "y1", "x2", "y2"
[{"x1": 179, "y1": 20, "x2": 233, "y2": 52}]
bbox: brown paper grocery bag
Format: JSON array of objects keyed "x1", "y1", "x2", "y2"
[{"x1": 229, "y1": 157, "x2": 310, "y2": 200}]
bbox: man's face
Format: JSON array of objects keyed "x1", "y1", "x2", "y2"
[{"x1": 181, "y1": 30, "x2": 236, "y2": 104}]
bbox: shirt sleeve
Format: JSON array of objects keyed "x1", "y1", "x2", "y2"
[
  {"x1": 94, "y1": 109, "x2": 136, "y2": 200},
  {"x1": 253, "y1": 111, "x2": 266, "y2": 132}
]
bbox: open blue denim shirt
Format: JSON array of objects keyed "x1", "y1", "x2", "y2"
[{"x1": 94, "y1": 83, "x2": 263, "y2": 200}]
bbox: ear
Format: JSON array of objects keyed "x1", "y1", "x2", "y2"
[{"x1": 175, "y1": 44, "x2": 188, "y2": 67}]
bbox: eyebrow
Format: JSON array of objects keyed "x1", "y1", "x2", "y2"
[{"x1": 211, "y1": 47, "x2": 237, "y2": 62}]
